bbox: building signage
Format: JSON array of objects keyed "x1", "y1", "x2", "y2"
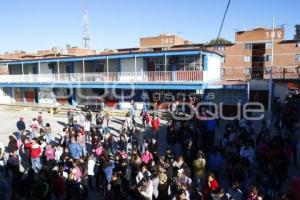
[{"x1": 265, "y1": 30, "x2": 282, "y2": 39}]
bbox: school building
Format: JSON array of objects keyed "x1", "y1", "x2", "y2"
[{"x1": 0, "y1": 34, "x2": 247, "y2": 111}]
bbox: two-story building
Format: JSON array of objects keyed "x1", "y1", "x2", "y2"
[{"x1": 1, "y1": 34, "x2": 245, "y2": 111}]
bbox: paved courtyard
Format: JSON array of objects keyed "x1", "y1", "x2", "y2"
[
  {"x1": 0, "y1": 110, "x2": 66, "y2": 147},
  {"x1": 0, "y1": 108, "x2": 299, "y2": 199},
  {"x1": 0, "y1": 109, "x2": 170, "y2": 156}
]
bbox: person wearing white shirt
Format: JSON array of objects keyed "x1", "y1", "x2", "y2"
[
  {"x1": 136, "y1": 165, "x2": 151, "y2": 184},
  {"x1": 55, "y1": 145, "x2": 63, "y2": 162},
  {"x1": 87, "y1": 154, "x2": 96, "y2": 190},
  {"x1": 138, "y1": 177, "x2": 153, "y2": 200},
  {"x1": 83, "y1": 119, "x2": 91, "y2": 142},
  {"x1": 240, "y1": 141, "x2": 254, "y2": 164}
]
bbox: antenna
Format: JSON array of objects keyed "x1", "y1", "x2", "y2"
[{"x1": 82, "y1": 0, "x2": 90, "y2": 49}]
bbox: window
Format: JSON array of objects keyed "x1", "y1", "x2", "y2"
[
  {"x1": 245, "y1": 43, "x2": 252, "y2": 49},
  {"x1": 296, "y1": 42, "x2": 300, "y2": 48},
  {"x1": 221, "y1": 57, "x2": 225, "y2": 63},
  {"x1": 177, "y1": 56, "x2": 201, "y2": 71},
  {"x1": 265, "y1": 55, "x2": 272, "y2": 62},
  {"x1": 147, "y1": 48, "x2": 153, "y2": 52},
  {"x1": 244, "y1": 56, "x2": 251, "y2": 62},
  {"x1": 215, "y1": 45, "x2": 225, "y2": 51},
  {"x1": 151, "y1": 57, "x2": 165, "y2": 71},
  {"x1": 221, "y1": 68, "x2": 225, "y2": 75},
  {"x1": 244, "y1": 68, "x2": 251, "y2": 75},
  {"x1": 296, "y1": 54, "x2": 300, "y2": 61},
  {"x1": 266, "y1": 42, "x2": 272, "y2": 49}
]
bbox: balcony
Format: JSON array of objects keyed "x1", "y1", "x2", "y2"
[
  {"x1": 221, "y1": 66, "x2": 300, "y2": 81},
  {"x1": 264, "y1": 66, "x2": 300, "y2": 80},
  {"x1": 221, "y1": 67, "x2": 252, "y2": 81},
  {"x1": 0, "y1": 71, "x2": 203, "y2": 84}
]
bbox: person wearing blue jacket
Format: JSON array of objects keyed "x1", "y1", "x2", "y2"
[
  {"x1": 103, "y1": 161, "x2": 115, "y2": 183},
  {"x1": 69, "y1": 137, "x2": 81, "y2": 160}
]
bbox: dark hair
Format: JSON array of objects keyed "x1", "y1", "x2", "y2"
[
  {"x1": 142, "y1": 176, "x2": 149, "y2": 183},
  {"x1": 178, "y1": 189, "x2": 186, "y2": 196},
  {"x1": 208, "y1": 172, "x2": 215, "y2": 179}
]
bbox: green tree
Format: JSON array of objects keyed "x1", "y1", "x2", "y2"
[
  {"x1": 208, "y1": 38, "x2": 232, "y2": 45},
  {"x1": 294, "y1": 24, "x2": 300, "y2": 40}
]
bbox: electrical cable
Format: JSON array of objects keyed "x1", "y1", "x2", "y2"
[{"x1": 214, "y1": 0, "x2": 232, "y2": 47}]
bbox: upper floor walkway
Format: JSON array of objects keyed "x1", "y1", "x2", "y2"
[{"x1": 0, "y1": 70, "x2": 203, "y2": 84}]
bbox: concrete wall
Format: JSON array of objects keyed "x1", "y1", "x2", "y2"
[
  {"x1": 203, "y1": 55, "x2": 221, "y2": 83},
  {"x1": 0, "y1": 64, "x2": 9, "y2": 75},
  {"x1": 0, "y1": 88, "x2": 13, "y2": 103}
]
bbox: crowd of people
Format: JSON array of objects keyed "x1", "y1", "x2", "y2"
[{"x1": 0, "y1": 94, "x2": 299, "y2": 200}]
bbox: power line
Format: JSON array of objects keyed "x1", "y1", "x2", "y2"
[{"x1": 215, "y1": 0, "x2": 232, "y2": 43}]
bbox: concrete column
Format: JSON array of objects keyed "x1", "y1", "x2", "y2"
[
  {"x1": 57, "y1": 60, "x2": 60, "y2": 74},
  {"x1": 134, "y1": 54, "x2": 137, "y2": 80},
  {"x1": 71, "y1": 88, "x2": 77, "y2": 106},
  {"x1": 38, "y1": 62, "x2": 41, "y2": 74},
  {"x1": 119, "y1": 89, "x2": 125, "y2": 109},
  {"x1": 8, "y1": 87, "x2": 14, "y2": 103},
  {"x1": 34, "y1": 88, "x2": 39, "y2": 103},
  {"x1": 21, "y1": 62, "x2": 24, "y2": 74},
  {"x1": 82, "y1": 58, "x2": 85, "y2": 82},
  {"x1": 164, "y1": 53, "x2": 167, "y2": 81},
  {"x1": 183, "y1": 56, "x2": 186, "y2": 71},
  {"x1": 82, "y1": 58, "x2": 85, "y2": 74},
  {"x1": 200, "y1": 52, "x2": 202, "y2": 71},
  {"x1": 106, "y1": 56, "x2": 109, "y2": 77},
  {"x1": 22, "y1": 88, "x2": 26, "y2": 103},
  {"x1": 247, "y1": 81, "x2": 250, "y2": 102}
]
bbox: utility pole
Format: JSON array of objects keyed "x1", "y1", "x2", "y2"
[
  {"x1": 82, "y1": 0, "x2": 90, "y2": 49},
  {"x1": 267, "y1": 17, "x2": 275, "y2": 128}
]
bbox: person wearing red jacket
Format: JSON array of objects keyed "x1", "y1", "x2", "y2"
[
  {"x1": 151, "y1": 115, "x2": 160, "y2": 139},
  {"x1": 203, "y1": 172, "x2": 219, "y2": 200},
  {"x1": 24, "y1": 138, "x2": 42, "y2": 173}
]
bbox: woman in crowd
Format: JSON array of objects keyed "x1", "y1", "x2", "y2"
[{"x1": 1, "y1": 94, "x2": 299, "y2": 200}]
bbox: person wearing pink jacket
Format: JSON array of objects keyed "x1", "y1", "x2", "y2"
[
  {"x1": 141, "y1": 149, "x2": 153, "y2": 165},
  {"x1": 45, "y1": 144, "x2": 56, "y2": 168}
]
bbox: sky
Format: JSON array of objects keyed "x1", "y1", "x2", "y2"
[{"x1": 0, "y1": 0, "x2": 299, "y2": 54}]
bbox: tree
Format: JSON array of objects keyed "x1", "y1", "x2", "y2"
[
  {"x1": 208, "y1": 38, "x2": 232, "y2": 45},
  {"x1": 294, "y1": 24, "x2": 300, "y2": 40}
]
